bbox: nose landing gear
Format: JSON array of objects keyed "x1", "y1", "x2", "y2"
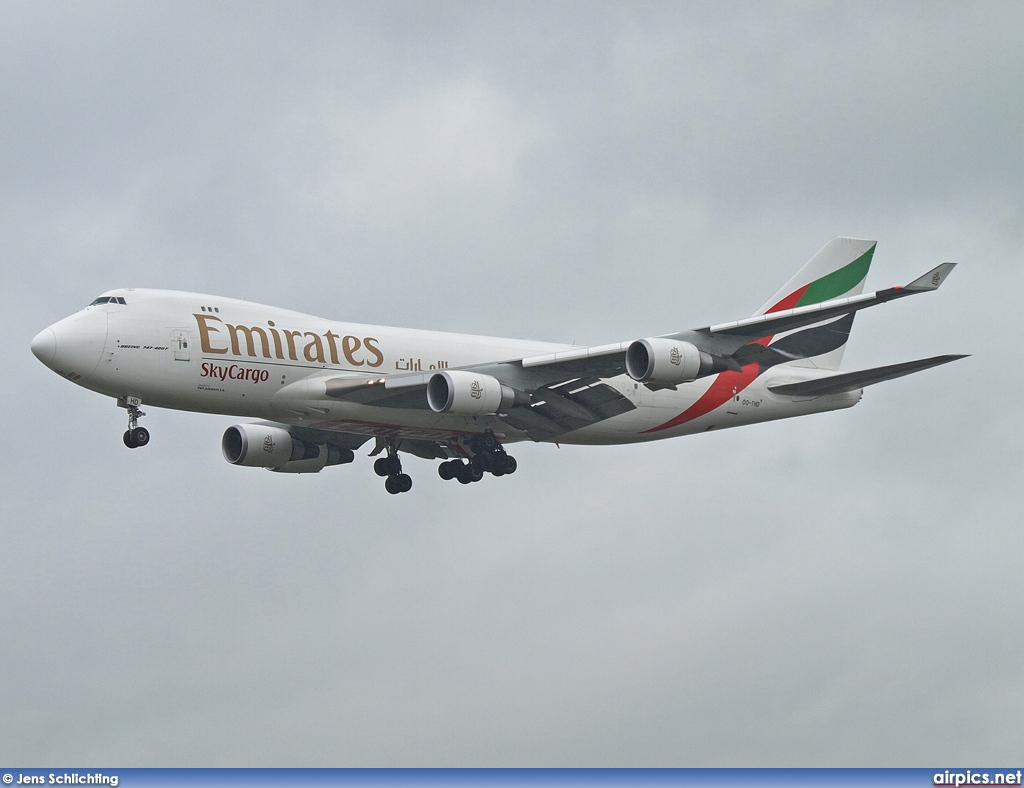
[
  {"x1": 373, "y1": 440, "x2": 412, "y2": 494},
  {"x1": 121, "y1": 396, "x2": 150, "y2": 449}
]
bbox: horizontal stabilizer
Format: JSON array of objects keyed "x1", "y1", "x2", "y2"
[{"x1": 767, "y1": 354, "x2": 968, "y2": 397}]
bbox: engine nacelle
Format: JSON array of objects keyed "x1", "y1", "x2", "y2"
[
  {"x1": 269, "y1": 444, "x2": 355, "y2": 474},
  {"x1": 222, "y1": 424, "x2": 355, "y2": 472},
  {"x1": 625, "y1": 338, "x2": 710, "y2": 385},
  {"x1": 223, "y1": 424, "x2": 296, "y2": 467},
  {"x1": 426, "y1": 370, "x2": 527, "y2": 416}
]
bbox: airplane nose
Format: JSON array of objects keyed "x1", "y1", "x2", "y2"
[
  {"x1": 32, "y1": 310, "x2": 107, "y2": 376},
  {"x1": 31, "y1": 328, "x2": 57, "y2": 364}
]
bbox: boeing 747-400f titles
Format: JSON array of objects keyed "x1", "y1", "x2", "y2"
[{"x1": 31, "y1": 238, "x2": 965, "y2": 494}]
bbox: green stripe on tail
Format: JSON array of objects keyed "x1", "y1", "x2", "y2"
[{"x1": 797, "y1": 244, "x2": 875, "y2": 307}]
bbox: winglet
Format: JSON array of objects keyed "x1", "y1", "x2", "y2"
[{"x1": 904, "y1": 262, "x2": 956, "y2": 292}]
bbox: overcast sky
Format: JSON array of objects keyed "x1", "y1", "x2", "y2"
[{"x1": 2, "y1": 1, "x2": 1021, "y2": 767}]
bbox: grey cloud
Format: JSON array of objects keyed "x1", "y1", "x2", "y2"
[{"x1": 1, "y1": 1, "x2": 1020, "y2": 767}]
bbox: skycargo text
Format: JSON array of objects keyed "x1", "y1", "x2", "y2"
[{"x1": 200, "y1": 362, "x2": 270, "y2": 384}]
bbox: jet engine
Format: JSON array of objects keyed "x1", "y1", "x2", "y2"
[
  {"x1": 426, "y1": 370, "x2": 528, "y2": 416},
  {"x1": 222, "y1": 424, "x2": 354, "y2": 473},
  {"x1": 625, "y1": 338, "x2": 714, "y2": 385},
  {"x1": 269, "y1": 443, "x2": 355, "y2": 474}
]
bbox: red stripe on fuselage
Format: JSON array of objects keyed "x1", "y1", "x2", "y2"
[
  {"x1": 644, "y1": 283, "x2": 809, "y2": 433},
  {"x1": 644, "y1": 362, "x2": 759, "y2": 433}
]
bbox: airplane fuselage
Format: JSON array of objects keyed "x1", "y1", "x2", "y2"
[{"x1": 33, "y1": 288, "x2": 860, "y2": 448}]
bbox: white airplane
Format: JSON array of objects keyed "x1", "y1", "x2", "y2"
[{"x1": 31, "y1": 237, "x2": 964, "y2": 494}]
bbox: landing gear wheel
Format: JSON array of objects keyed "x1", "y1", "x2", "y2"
[
  {"x1": 455, "y1": 462, "x2": 478, "y2": 484},
  {"x1": 503, "y1": 455, "x2": 517, "y2": 475},
  {"x1": 479, "y1": 433, "x2": 498, "y2": 451},
  {"x1": 122, "y1": 397, "x2": 148, "y2": 449},
  {"x1": 470, "y1": 453, "x2": 491, "y2": 473},
  {"x1": 489, "y1": 449, "x2": 508, "y2": 476},
  {"x1": 384, "y1": 473, "x2": 412, "y2": 494},
  {"x1": 438, "y1": 461, "x2": 457, "y2": 480},
  {"x1": 378, "y1": 439, "x2": 411, "y2": 494}
]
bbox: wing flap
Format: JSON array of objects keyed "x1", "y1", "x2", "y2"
[
  {"x1": 767, "y1": 354, "x2": 968, "y2": 397},
  {"x1": 314, "y1": 371, "x2": 636, "y2": 443},
  {"x1": 500, "y1": 381, "x2": 636, "y2": 441}
]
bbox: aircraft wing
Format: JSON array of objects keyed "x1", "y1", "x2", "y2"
[
  {"x1": 680, "y1": 263, "x2": 957, "y2": 353},
  {"x1": 316, "y1": 366, "x2": 637, "y2": 442},
  {"x1": 506, "y1": 261, "x2": 957, "y2": 384},
  {"x1": 301, "y1": 262, "x2": 956, "y2": 441}
]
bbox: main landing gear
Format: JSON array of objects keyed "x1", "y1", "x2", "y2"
[
  {"x1": 372, "y1": 433, "x2": 516, "y2": 494},
  {"x1": 437, "y1": 432, "x2": 517, "y2": 485},
  {"x1": 373, "y1": 440, "x2": 413, "y2": 495},
  {"x1": 121, "y1": 397, "x2": 150, "y2": 449}
]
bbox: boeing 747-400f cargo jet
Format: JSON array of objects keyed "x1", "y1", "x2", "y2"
[{"x1": 31, "y1": 238, "x2": 964, "y2": 494}]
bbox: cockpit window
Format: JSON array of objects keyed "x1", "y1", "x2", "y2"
[{"x1": 89, "y1": 296, "x2": 127, "y2": 306}]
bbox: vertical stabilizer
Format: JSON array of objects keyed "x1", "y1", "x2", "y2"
[
  {"x1": 754, "y1": 237, "x2": 876, "y2": 370},
  {"x1": 755, "y1": 237, "x2": 876, "y2": 315}
]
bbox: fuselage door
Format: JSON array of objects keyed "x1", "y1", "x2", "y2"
[{"x1": 172, "y1": 329, "x2": 190, "y2": 361}]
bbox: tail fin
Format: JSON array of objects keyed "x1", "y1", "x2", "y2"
[
  {"x1": 754, "y1": 237, "x2": 876, "y2": 371},
  {"x1": 755, "y1": 237, "x2": 876, "y2": 316}
]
